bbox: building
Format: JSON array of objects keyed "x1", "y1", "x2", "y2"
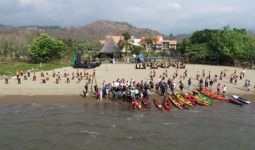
[
  {"x1": 140, "y1": 35, "x2": 177, "y2": 52},
  {"x1": 99, "y1": 35, "x2": 177, "y2": 56}
]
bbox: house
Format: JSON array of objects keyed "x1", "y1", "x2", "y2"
[{"x1": 140, "y1": 35, "x2": 177, "y2": 52}]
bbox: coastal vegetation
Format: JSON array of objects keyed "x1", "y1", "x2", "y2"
[{"x1": 177, "y1": 27, "x2": 255, "y2": 66}]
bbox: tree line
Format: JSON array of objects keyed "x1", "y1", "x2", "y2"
[
  {"x1": 177, "y1": 26, "x2": 255, "y2": 66},
  {"x1": 0, "y1": 33, "x2": 100, "y2": 63}
]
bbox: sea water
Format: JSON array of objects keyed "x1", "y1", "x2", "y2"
[{"x1": 0, "y1": 97, "x2": 254, "y2": 150}]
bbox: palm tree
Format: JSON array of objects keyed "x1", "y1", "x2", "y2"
[{"x1": 118, "y1": 32, "x2": 134, "y2": 57}]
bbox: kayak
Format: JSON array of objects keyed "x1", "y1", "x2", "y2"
[
  {"x1": 232, "y1": 95, "x2": 251, "y2": 104},
  {"x1": 192, "y1": 91, "x2": 213, "y2": 105},
  {"x1": 169, "y1": 96, "x2": 182, "y2": 109},
  {"x1": 225, "y1": 96, "x2": 243, "y2": 106},
  {"x1": 163, "y1": 96, "x2": 171, "y2": 111},
  {"x1": 188, "y1": 92, "x2": 210, "y2": 107},
  {"x1": 153, "y1": 98, "x2": 163, "y2": 111},
  {"x1": 131, "y1": 99, "x2": 139, "y2": 110},
  {"x1": 142, "y1": 98, "x2": 151, "y2": 109},
  {"x1": 183, "y1": 93, "x2": 196, "y2": 106},
  {"x1": 176, "y1": 94, "x2": 194, "y2": 107},
  {"x1": 173, "y1": 95, "x2": 189, "y2": 109},
  {"x1": 200, "y1": 88, "x2": 228, "y2": 102}
]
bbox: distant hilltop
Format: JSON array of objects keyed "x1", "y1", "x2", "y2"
[{"x1": 0, "y1": 20, "x2": 162, "y2": 44}]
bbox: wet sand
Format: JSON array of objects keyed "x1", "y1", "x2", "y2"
[{"x1": 0, "y1": 63, "x2": 254, "y2": 98}]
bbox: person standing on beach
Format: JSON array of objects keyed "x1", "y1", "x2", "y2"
[
  {"x1": 5, "y1": 76, "x2": 9, "y2": 84},
  {"x1": 28, "y1": 70, "x2": 31, "y2": 77},
  {"x1": 247, "y1": 80, "x2": 251, "y2": 91},
  {"x1": 179, "y1": 81, "x2": 184, "y2": 94},
  {"x1": 223, "y1": 85, "x2": 227, "y2": 95},
  {"x1": 209, "y1": 79, "x2": 213, "y2": 90},
  {"x1": 242, "y1": 69, "x2": 245, "y2": 77},
  {"x1": 17, "y1": 77, "x2": 21, "y2": 84},
  {"x1": 217, "y1": 83, "x2": 221, "y2": 94},
  {"x1": 32, "y1": 73, "x2": 36, "y2": 81},
  {"x1": 188, "y1": 78, "x2": 192, "y2": 89},
  {"x1": 243, "y1": 79, "x2": 248, "y2": 90}
]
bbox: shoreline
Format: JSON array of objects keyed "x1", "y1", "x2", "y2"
[
  {"x1": 0, "y1": 92, "x2": 254, "y2": 103},
  {"x1": 0, "y1": 63, "x2": 255, "y2": 98}
]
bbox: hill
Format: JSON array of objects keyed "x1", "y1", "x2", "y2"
[{"x1": 0, "y1": 20, "x2": 162, "y2": 44}]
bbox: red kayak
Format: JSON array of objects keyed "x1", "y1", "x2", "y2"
[
  {"x1": 173, "y1": 95, "x2": 189, "y2": 109},
  {"x1": 153, "y1": 98, "x2": 163, "y2": 111},
  {"x1": 131, "y1": 99, "x2": 142, "y2": 110},
  {"x1": 163, "y1": 96, "x2": 171, "y2": 111},
  {"x1": 183, "y1": 93, "x2": 196, "y2": 106},
  {"x1": 142, "y1": 98, "x2": 151, "y2": 109}
]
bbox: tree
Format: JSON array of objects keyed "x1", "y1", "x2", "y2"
[
  {"x1": 118, "y1": 32, "x2": 134, "y2": 56},
  {"x1": 28, "y1": 33, "x2": 67, "y2": 63}
]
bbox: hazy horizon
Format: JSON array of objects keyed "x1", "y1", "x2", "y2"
[{"x1": 0, "y1": 0, "x2": 254, "y2": 34}]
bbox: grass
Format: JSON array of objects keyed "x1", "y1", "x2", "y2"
[{"x1": 0, "y1": 60, "x2": 71, "y2": 76}]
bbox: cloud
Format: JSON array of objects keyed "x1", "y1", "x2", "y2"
[{"x1": 0, "y1": 0, "x2": 254, "y2": 34}]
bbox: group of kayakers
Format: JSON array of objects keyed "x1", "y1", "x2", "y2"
[{"x1": 83, "y1": 65, "x2": 254, "y2": 111}]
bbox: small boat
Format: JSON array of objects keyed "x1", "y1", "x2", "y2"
[
  {"x1": 142, "y1": 98, "x2": 151, "y2": 109},
  {"x1": 232, "y1": 95, "x2": 251, "y2": 104},
  {"x1": 183, "y1": 93, "x2": 196, "y2": 106},
  {"x1": 131, "y1": 99, "x2": 138, "y2": 109},
  {"x1": 173, "y1": 95, "x2": 189, "y2": 109},
  {"x1": 176, "y1": 94, "x2": 194, "y2": 107},
  {"x1": 169, "y1": 96, "x2": 182, "y2": 109},
  {"x1": 192, "y1": 91, "x2": 213, "y2": 105},
  {"x1": 188, "y1": 93, "x2": 210, "y2": 107},
  {"x1": 163, "y1": 96, "x2": 171, "y2": 111},
  {"x1": 153, "y1": 98, "x2": 163, "y2": 111},
  {"x1": 200, "y1": 88, "x2": 228, "y2": 102},
  {"x1": 225, "y1": 96, "x2": 243, "y2": 106},
  {"x1": 131, "y1": 99, "x2": 142, "y2": 110}
]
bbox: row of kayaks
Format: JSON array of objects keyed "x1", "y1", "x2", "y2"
[{"x1": 131, "y1": 88, "x2": 251, "y2": 111}]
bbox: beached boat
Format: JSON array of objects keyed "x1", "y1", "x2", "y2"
[
  {"x1": 225, "y1": 96, "x2": 243, "y2": 106},
  {"x1": 173, "y1": 95, "x2": 189, "y2": 109},
  {"x1": 200, "y1": 88, "x2": 228, "y2": 102},
  {"x1": 153, "y1": 98, "x2": 163, "y2": 111},
  {"x1": 131, "y1": 99, "x2": 142, "y2": 110},
  {"x1": 163, "y1": 96, "x2": 171, "y2": 111},
  {"x1": 142, "y1": 98, "x2": 151, "y2": 109},
  {"x1": 183, "y1": 93, "x2": 196, "y2": 106},
  {"x1": 169, "y1": 96, "x2": 182, "y2": 109},
  {"x1": 176, "y1": 94, "x2": 194, "y2": 107},
  {"x1": 192, "y1": 91, "x2": 213, "y2": 105},
  {"x1": 232, "y1": 95, "x2": 251, "y2": 104},
  {"x1": 187, "y1": 92, "x2": 210, "y2": 107}
]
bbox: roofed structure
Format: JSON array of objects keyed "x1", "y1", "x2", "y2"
[{"x1": 99, "y1": 37, "x2": 119, "y2": 54}]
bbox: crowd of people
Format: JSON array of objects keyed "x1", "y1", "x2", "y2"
[
  {"x1": 87, "y1": 67, "x2": 254, "y2": 102},
  {"x1": 3, "y1": 69, "x2": 96, "y2": 85}
]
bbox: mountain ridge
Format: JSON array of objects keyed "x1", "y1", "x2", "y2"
[{"x1": 0, "y1": 20, "x2": 162, "y2": 44}]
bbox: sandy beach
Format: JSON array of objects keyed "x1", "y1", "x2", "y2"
[{"x1": 0, "y1": 63, "x2": 254, "y2": 98}]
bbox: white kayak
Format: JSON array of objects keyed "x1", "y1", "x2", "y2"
[{"x1": 232, "y1": 95, "x2": 251, "y2": 104}]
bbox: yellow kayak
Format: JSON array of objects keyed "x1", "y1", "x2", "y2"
[
  {"x1": 168, "y1": 96, "x2": 182, "y2": 109},
  {"x1": 176, "y1": 94, "x2": 194, "y2": 108}
]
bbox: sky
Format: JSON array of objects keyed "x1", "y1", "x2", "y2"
[{"x1": 0, "y1": 0, "x2": 254, "y2": 34}]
